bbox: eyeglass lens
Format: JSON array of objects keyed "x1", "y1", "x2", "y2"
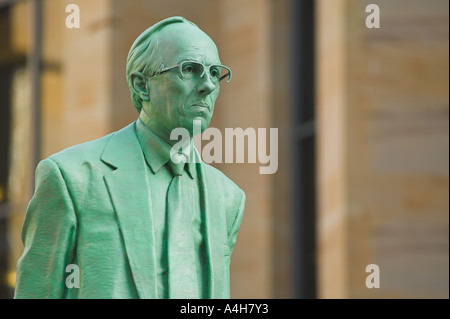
[{"x1": 180, "y1": 62, "x2": 230, "y2": 83}]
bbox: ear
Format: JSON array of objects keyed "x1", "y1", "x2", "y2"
[{"x1": 130, "y1": 71, "x2": 150, "y2": 101}]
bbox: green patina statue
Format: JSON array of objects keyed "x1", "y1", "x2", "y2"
[{"x1": 14, "y1": 16, "x2": 245, "y2": 299}]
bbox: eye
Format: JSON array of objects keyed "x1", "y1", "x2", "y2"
[
  {"x1": 182, "y1": 63, "x2": 195, "y2": 74},
  {"x1": 210, "y1": 67, "x2": 221, "y2": 79}
]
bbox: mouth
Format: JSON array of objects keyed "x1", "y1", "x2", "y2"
[
  {"x1": 191, "y1": 103, "x2": 210, "y2": 114},
  {"x1": 191, "y1": 102, "x2": 209, "y2": 109}
]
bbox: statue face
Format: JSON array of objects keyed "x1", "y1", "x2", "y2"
[{"x1": 143, "y1": 23, "x2": 221, "y2": 139}]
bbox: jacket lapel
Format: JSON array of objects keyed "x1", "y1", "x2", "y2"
[
  {"x1": 194, "y1": 149, "x2": 226, "y2": 299},
  {"x1": 101, "y1": 122, "x2": 157, "y2": 299}
]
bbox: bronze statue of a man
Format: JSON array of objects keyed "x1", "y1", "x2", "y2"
[{"x1": 15, "y1": 16, "x2": 245, "y2": 299}]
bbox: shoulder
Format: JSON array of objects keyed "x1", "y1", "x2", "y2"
[
  {"x1": 35, "y1": 123, "x2": 137, "y2": 192},
  {"x1": 201, "y1": 163, "x2": 246, "y2": 248},
  {"x1": 200, "y1": 162, "x2": 246, "y2": 214},
  {"x1": 48, "y1": 135, "x2": 109, "y2": 166},
  {"x1": 201, "y1": 163, "x2": 244, "y2": 195},
  {"x1": 47, "y1": 122, "x2": 135, "y2": 168}
]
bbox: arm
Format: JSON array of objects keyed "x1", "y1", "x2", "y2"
[{"x1": 14, "y1": 158, "x2": 77, "y2": 299}]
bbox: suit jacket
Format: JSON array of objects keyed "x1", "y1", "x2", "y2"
[{"x1": 14, "y1": 122, "x2": 245, "y2": 299}]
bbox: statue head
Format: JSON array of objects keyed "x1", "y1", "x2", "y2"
[{"x1": 126, "y1": 16, "x2": 231, "y2": 142}]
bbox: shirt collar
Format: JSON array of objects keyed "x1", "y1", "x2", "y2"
[{"x1": 135, "y1": 118, "x2": 195, "y2": 179}]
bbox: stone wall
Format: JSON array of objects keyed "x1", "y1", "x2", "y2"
[{"x1": 317, "y1": 0, "x2": 449, "y2": 298}]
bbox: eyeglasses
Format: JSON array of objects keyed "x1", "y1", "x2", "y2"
[{"x1": 149, "y1": 61, "x2": 232, "y2": 84}]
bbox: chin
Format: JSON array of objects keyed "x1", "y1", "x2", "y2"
[{"x1": 181, "y1": 116, "x2": 211, "y2": 135}]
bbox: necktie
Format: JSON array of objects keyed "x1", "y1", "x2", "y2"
[{"x1": 166, "y1": 155, "x2": 199, "y2": 298}]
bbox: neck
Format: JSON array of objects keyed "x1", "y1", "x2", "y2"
[{"x1": 139, "y1": 109, "x2": 192, "y2": 148}]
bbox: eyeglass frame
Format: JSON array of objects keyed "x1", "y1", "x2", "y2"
[{"x1": 148, "y1": 60, "x2": 232, "y2": 84}]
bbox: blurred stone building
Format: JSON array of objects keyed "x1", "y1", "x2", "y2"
[{"x1": 0, "y1": 0, "x2": 448, "y2": 298}]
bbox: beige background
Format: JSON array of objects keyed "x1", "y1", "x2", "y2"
[{"x1": 1, "y1": 0, "x2": 448, "y2": 298}]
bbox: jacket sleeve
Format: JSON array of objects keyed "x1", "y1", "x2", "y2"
[
  {"x1": 14, "y1": 158, "x2": 77, "y2": 299},
  {"x1": 227, "y1": 189, "x2": 246, "y2": 256}
]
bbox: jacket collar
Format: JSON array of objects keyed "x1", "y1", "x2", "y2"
[{"x1": 135, "y1": 118, "x2": 194, "y2": 179}]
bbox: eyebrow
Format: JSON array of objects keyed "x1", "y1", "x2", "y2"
[
  {"x1": 177, "y1": 59, "x2": 222, "y2": 67},
  {"x1": 178, "y1": 58, "x2": 201, "y2": 63}
]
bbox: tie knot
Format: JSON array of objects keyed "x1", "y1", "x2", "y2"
[{"x1": 169, "y1": 154, "x2": 187, "y2": 176}]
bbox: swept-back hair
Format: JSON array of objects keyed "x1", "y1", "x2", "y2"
[{"x1": 126, "y1": 16, "x2": 198, "y2": 113}]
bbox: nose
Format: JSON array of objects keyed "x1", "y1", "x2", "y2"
[{"x1": 197, "y1": 72, "x2": 216, "y2": 95}]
